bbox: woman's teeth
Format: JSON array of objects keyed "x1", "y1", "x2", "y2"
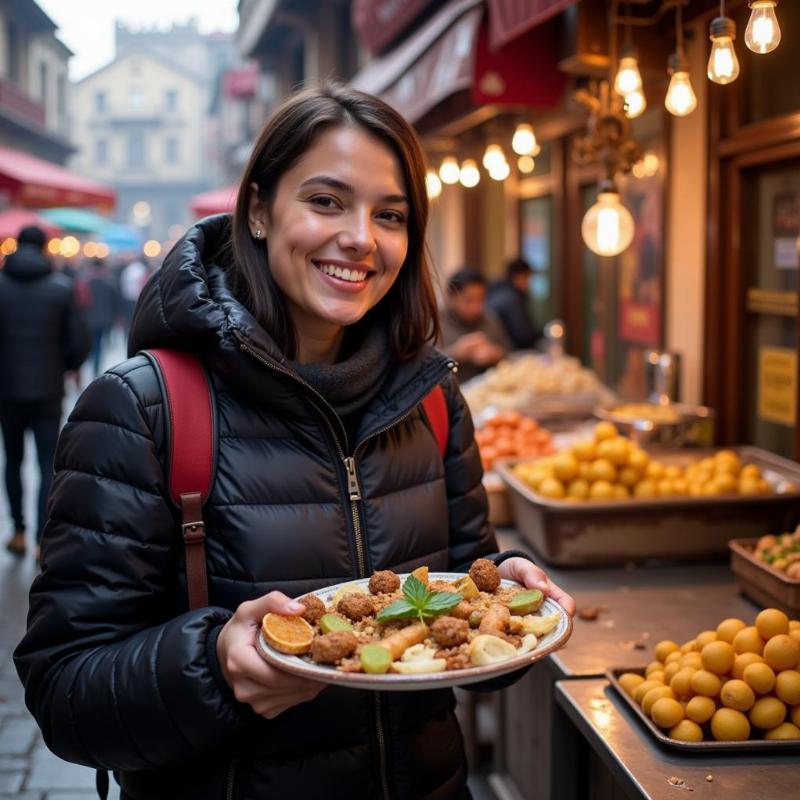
[{"x1": 316, "y1": 263, "x2": 368, "y2": 282}]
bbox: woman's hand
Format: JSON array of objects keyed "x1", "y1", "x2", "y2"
[
  {"x1": 498, "y1": 557, "x2": 576, "y2": 617},
  {"x1": 216, "y1": 592, "x2": 326, "y2": 719}
]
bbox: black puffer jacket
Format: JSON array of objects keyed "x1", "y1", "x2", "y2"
[
  {"x1": 16, "y1": 215, "x2": 516, "y2": 800},
  {"x1": 0, "y1": 245, "x2": 89, "y2": 402}
]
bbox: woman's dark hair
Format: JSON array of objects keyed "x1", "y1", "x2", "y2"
[
  {"x1": 232, "y1": 82, "x2": 439, "y2": 360},
  {"x1": 447, "y1": 267, "x2": 486, "y2": 295}
]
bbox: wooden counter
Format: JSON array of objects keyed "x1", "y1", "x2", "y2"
[{"x1": 555, "y1": 678, "x2": 799, "y2": 800}]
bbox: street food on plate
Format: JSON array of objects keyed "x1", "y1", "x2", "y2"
[
  {"x1": 513, "y1": 423, "x2": 779, "y2": 502},
  {"x1": 260, "y1": 562, "x2": 562, "y2": 675},
  {"x1": 618, "y1": 608, "x2": 800, "y2": 741}
]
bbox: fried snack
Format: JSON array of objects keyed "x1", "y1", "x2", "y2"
[
  {"x1": 470, "y1": 634, "x2": 517, "y2": 666},
  {"x1": 479, "y1": 603, "x2": 511, "y2": 636},
  {"x1": 391, "y1": 658, "x2": 447, "y2": 674},
  {"x1": 379, "y1": 622, "x2": 429, "y2": 660},
  {"x1": 310, "y1": 631, "x2": 358, "y2": 664},
  {"x1": 470, "y1": 558, "x2": 501, "y2": 593},
  {"x1": 262, "y1": 613, "x2": 315, "y2": 655},
  {"x1": 368, "y1": 570, "x2": 401, "y2": 594},
  {"x1": 299, "y1": 594, "x2": 326, "y2": 625},
  {"x1": 431, "y1": 617, "x2": 470, "y2": 648},
  {"x1": 337, "y1": 592, "x2": 374, "y2": 621}
]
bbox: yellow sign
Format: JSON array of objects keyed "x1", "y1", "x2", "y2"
[{"x1": 758, "y1": 347, "x2": 797, "y2": 427}]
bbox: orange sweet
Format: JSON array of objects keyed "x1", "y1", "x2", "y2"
[{"x1": 262, "y1": 613, "x2": 315, "y2": 655}]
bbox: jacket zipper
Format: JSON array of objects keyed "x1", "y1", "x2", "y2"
[
  {"x1": 224, "y1": 758, "x2": 236, "y2": 800},
  {"x1": 238, "y1": 339, "x2": 455, "y2": 800}
]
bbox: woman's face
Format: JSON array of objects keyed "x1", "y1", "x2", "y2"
[{"x1": 250, "y1": 125, "x2": 410, "y2": 334}]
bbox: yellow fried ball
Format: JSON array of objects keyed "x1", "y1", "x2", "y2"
[
  {"x1": 720, "y1": 679, "x2": 756, "y2": 711},
  {"x1": 651, "y1": 697, "x2": 685, "y2": 729},
  {"x1": 685, "y1": 695, "x2": 716, "y2": 724},
  {"x1": 763, "y1": 635, "x2": 800, "y2": 672},
  {"x1": 717, "y1": 618, "x2": 747, "y2": 644},
  {"x1": 711, "y1": 708, "x2": 750, "y2": 741},
  {"x1": 774, "y1": 670, "x2": 800, "y2": 705},
  {"x1": 749, "y1": 696, "x2": 787, "y2": 730},
  {"x1": 655, "y1": 640, "x2": 680, "y2": 663},
  {"x1": 668, "y1": 719, "x2": 703, "y2": 742},
  {"x1": 764, "y1": 722, "x2": 800, "y2": 740},
  {"x1": 701, "y1": 640, "x2": 735, "y2": 675},
  {"x1": 733, "y1": 626, "x2": 765, "y2": 656},
  {"x1": 756, "y1": 608, "x2": 790, "y2": 639},
  {"x1": 742, "y1": 662, "x2": 776, "y2": 695}
]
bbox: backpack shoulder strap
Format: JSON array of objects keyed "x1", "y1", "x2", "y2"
[
  {"x1": 421, "y1": 384, "x2": 448, "y2": 459},
  {"x1": 144, "y1": 348, "x2": 213, "y2": 609}
]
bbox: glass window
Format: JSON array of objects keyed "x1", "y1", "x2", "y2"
[
  {"x1": 57, "y1": 74, "x2": 65, "y2": 117},
  {"x1": 127, "y1": 132, "x2": 145, "y2": 168},
  {"x1": 95, "y1": 91, "x2": 106, "y2": 113},
  {"x1": 520, "y1": 195, "x2": 554, "y2": 330},
  {"x1": 165, "y1": 137, "x2": 179, "y2": 164},
  {"x1": 128, "y1": 87, "x2": 144, "y2": 109},
  {"x1": 39, "y1": 62, "x2": 47, "y2": 106},
  {"x1": 165, "y1": 89, "x2": 178, "y2": 112},
  {"x1": 95, "y1": 139, "x2": 108, "y2": 164}
]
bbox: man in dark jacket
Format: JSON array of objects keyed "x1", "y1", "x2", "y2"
[
  {"x1": 83, "y1": 257, "x2": 119, "y2": 376},
  {"x1": 487, "y1": 257, "x2": 542, "y2": 350},
  {"x1": 0, "y1": 225, "x2": 90, "y2": 557}
]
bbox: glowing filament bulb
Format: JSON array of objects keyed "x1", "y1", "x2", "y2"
[
  {"x1": 745, "y1": 1, "x2": 781, "y2": 54},
  {"x1": 665, "y1": 71, "x2": 697, "y2": 117},
  {"x1": 614, "y1": 55, "x2": 643, "y2": 96}
]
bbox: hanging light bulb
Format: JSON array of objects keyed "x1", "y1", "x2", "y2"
[
  {"x1": 439, "y1": 156, "x2": 460, "y2": 185},
  {"x1": 745, "y1": 1, "x2": 781, "y2": 54},
  {"x1": 624, "y1": 88, "x2": 647, "y2": 119},
  {"x1": 517, "y1": 155, "x2": 535, "y2": 174},
  {"x1": 707, "y1": 14, "x2": 740, "y2": 84},
  {"x1": 512, "y1": 123, "x2": 538, "y2": 156},
  {"x1": 614, "y1": 51, "x2": 643, "y2": 96},
  {"x1": 425, "y1": 170, "x2": 442, "y2": 199},
  {"x1": 482, "y1": 143, "x2": 506, "y2": 171},
  {"x1": 459, "y1": 159, "x2": 480, "y2": 188},
  {"x1": 582, "y1": 180, "x2": 635, "y2": 257},
  {"x1": 664, "y1": 52, "x2": 698, "y2": 117},
  {"x1": 489, "y1": 160, "x2": 510, "y2": 181}
]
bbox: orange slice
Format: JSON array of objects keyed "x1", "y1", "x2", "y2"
[{"x1": 262, "y1": 613, "x2": 315, "y2": 655}]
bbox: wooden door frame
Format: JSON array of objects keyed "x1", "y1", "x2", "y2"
[{"x1": 705, "y1": 105, "x2": 800, "y2": 447}]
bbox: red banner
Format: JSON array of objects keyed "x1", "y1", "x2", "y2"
[
  {"x1": 486, "y1": 0, "x2": 580, "y2": 50},
  {"x1": 352, "y1": 0, "x2": 437, "y2": 54}
]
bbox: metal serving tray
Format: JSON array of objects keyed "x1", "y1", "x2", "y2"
[
  {"x1": 607, "y1": 668, "x2": 798, "y2": 753},
  {"x1": 495, "y1": 447, "x2": 800, "y2": 567},
  {"x1": 729, "y1": 538, "x2": 800, "y2": 617}
]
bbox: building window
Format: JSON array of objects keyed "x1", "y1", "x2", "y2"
[
  {"x1": 165, "y1": 137, "x2": 179, "y2": 164},
  {"x1": 95, "y1": 139, "x2": 108, "y2": 164},
  {"x1": 127, "y1": 132, "x2": 145, "y2": 168},
  {"x1": 57, "y1": 74, "x2": 66, "y2": 118},
  {"x1": 95, "y1": 91, "x2": 106, "y2": 113},
  {"x1": 39, "y1": 62, "x2": 48, "y2": 107},
  {"x1": 165, "y1": 89, "x2": 178, "y2": 112},
  {"x1": 7, "y1": 21, "x2": 19, "y2": 83},
  {"x1": 128, "y1": 87, "x2": 144, "y2": 109}
]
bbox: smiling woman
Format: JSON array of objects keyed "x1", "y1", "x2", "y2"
[{"x1": 15, "y1": 82, "x2": 574, "y2": 800}]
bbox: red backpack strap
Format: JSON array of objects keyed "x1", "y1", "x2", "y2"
[
  {"x1": 421, "y1": 384, "x2": 448, "y2": 458},
  {"x1": 145, "y1": 348, "x2": 213, "y2": 610}
]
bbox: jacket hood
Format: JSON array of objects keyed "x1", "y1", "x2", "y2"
[
  {"x1": 128, "y1": 215, "x2": 451, "y2": 432},
  {"x1": 3, "y1": 245, "x2": 52, "y2": 281}
]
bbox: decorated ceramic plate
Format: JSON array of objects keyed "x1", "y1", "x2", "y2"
[{"x1": 256, "y1": 572, "x2": 573, "y2": 691}]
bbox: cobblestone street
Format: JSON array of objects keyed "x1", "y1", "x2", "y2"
[{"x1": 0, "y1": 336, "x2": 125, "y2": 799}]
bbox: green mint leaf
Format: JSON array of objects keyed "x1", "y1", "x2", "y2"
[
  {"x1": 402, "y1": 574, "x2": 428, "y2": 607},
  {"x1": 422, "y1": 591, "x2": 463, "y2": 615},
  {"x1": 376, "y1": 599, "x2": 417, "y2": 623}
]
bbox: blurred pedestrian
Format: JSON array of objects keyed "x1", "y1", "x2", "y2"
[
  {"x1": 0, "y1": 225, "x2": 90, "y2": 558},
  {"x1": 118, "y1": 254, "x2": 150, "y2": 341},
  {"x1": 83, "y1": 257, "x2": 119, "y2": 376},
  {"x1": 15, "y1": 84, "x2": 573, "y2": 800},
  {"x1": 487, "y1": 257, "x2": 542, "y2": 350},
  {"x1": 439, "y1": 267, "x2": 510, "y2": 383}
]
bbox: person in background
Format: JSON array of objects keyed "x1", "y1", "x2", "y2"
[
  {"x1": 439, "y1": 267, "x2": 510, "y2": 383},
  {"x1": 0, "y1": 225, "x2": 90, "y2": 558},
  {"x1": 83, "y1": 257, "x2": 119, "y2": 376},
  {"x1": 487, "y1": 257, "x2": 542, "y2": 350},
  {"x1": 118, "y1": 254, "x2": 150, "y2": 341}
]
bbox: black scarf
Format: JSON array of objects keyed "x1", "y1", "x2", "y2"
[{"x1": 290, "y1": 316, "x2": 392, "y2": 418}]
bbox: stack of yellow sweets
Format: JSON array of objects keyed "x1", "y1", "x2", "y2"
[
  {"x1": 512, "y1": 422, "x2": 774, "y2": 501},
  {"x1": 619, "y1": 608, "x2": 800, "y2": 742}
]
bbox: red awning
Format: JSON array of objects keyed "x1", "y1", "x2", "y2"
[
  {"x1": 351, "y1": 0, "x2": 438, "y2": 54},
  {"x1": 191, "y1": 185, "x2": 237, "y2": 218},
  {"x1": 0, "y1": 207, "x2": 62, "y2": 239},
  {"x1": 0, "y1": 146, "x2": 115, "y2": 209},
  {"x1": 486, "y1": 0, "x2": 580, "y2": 51}
]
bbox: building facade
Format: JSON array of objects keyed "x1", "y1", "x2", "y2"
[
  {"x1": 0, "y1": 0, "x2": 72, "y2": 164},
  {"x1": 70, "y1": 21, "x2": 234, "y2": 241}
]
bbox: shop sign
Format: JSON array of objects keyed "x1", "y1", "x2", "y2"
[{"x1": 758, "y1": 346, "x2": 798, "y2": 427}]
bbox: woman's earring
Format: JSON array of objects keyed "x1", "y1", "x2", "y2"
[{"x1": 254, "y1": 229, "x2": 262, "y2": 240}]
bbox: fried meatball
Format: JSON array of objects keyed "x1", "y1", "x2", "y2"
[
  {"x1": 368, "y1": 570, "x2": 401, "y2": 595},
  {"x1": 337, "y1": 592, "x2": 374, "y2": 621},
  {"x1": 469, "y1": 558, "x2": 501, "y2": 593},
  {"x1": 299, "y1": 594, "x2": 325, "y2": 625},
  {"x1": 310, "y1": 631, "x2": 358, "y2": 664},
  {"x1": 431, "y1": 616, "x2": 470, "y2": 648}
]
